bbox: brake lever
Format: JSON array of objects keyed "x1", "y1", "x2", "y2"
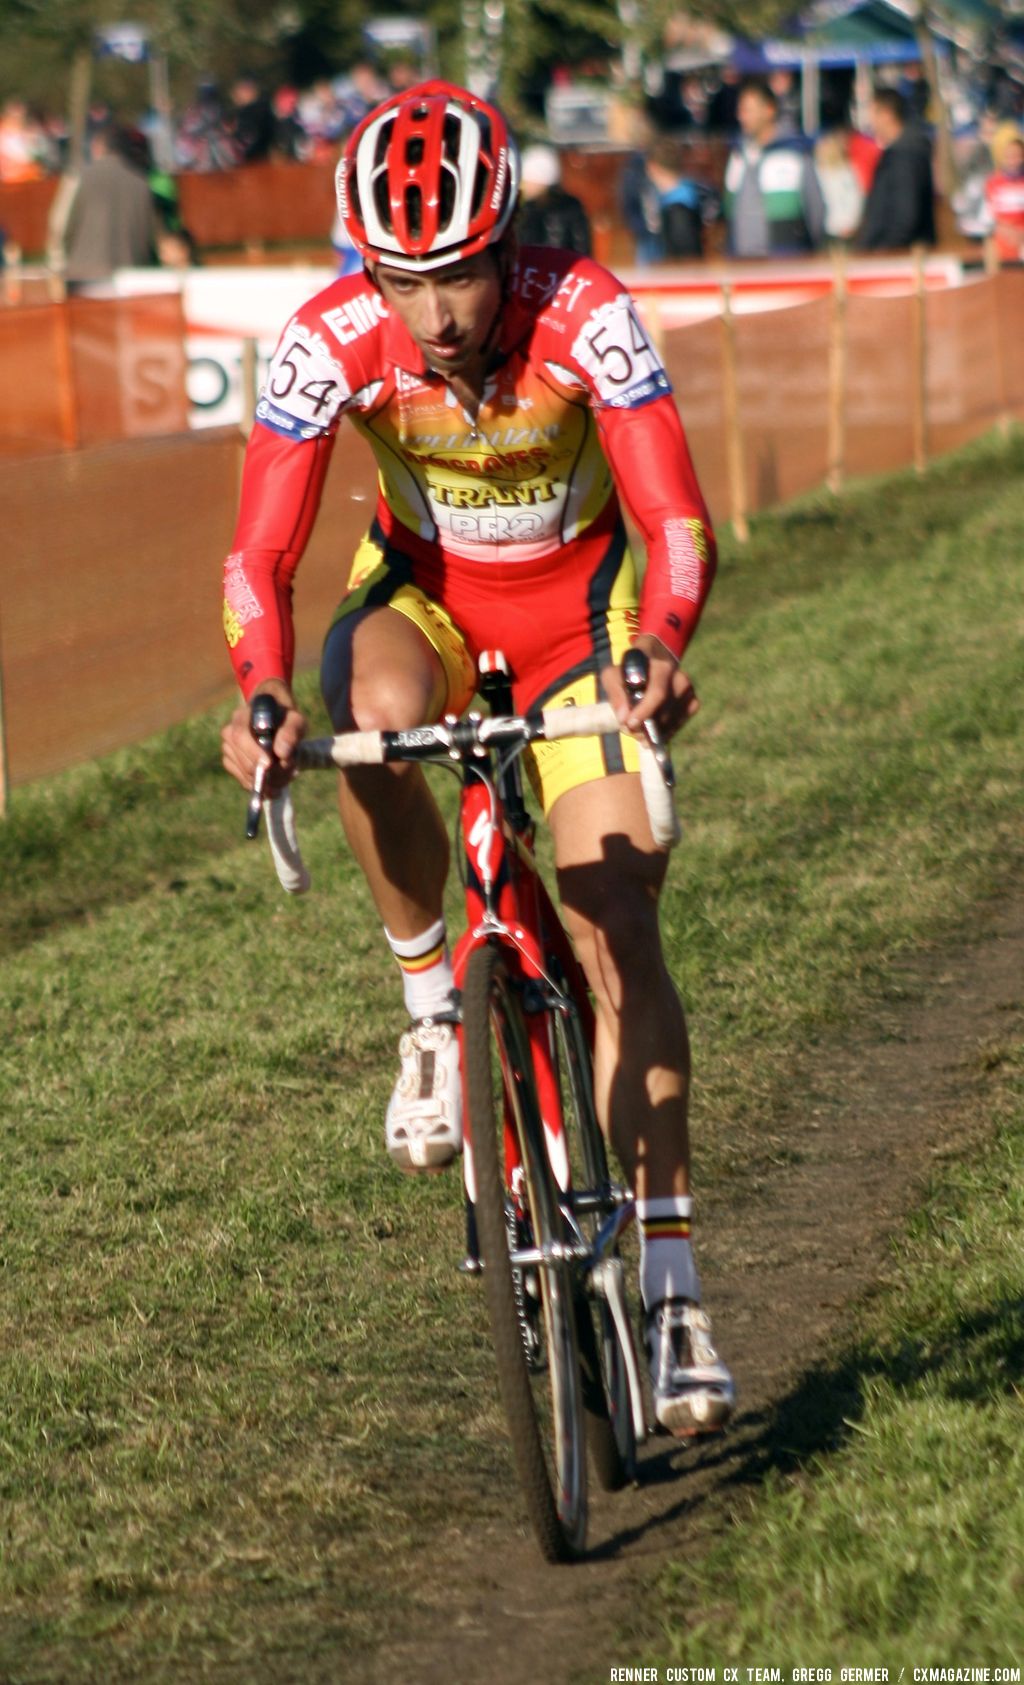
[
  {"x1": 621, "y1": 648, "x2": 675, "y2": 790},
  {"x1": 245, "y1": 692, "x2": 286, "y2": 839}
]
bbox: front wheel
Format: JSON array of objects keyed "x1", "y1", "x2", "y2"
[
  {"x1": 462, "y1": 942, "x2": 588, "y2": 1562},
  {"x1": 551, "y1": 994, "x2": 642, "y2": 1489}
]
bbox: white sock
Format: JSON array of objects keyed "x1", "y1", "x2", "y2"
[
  {"x1": 385, "y1": 917, "x2": 455, "y2": 1021},
  {"x1": 637, "y1": 1195, "x2": 701, "y2": 1311}
]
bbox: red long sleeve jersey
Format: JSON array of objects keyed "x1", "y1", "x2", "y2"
[{"x1": 223, "y1": 248, "x2": 716, "y2": 697}]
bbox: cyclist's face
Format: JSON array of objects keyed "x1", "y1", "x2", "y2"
[{"x1": 373, "y1": 251, "x2": 503, "y2": 379}]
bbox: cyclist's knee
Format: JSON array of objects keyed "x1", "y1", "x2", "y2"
[
  {"x1": 322, "y1": 612, "x2": 444, "y2": 731},
  {"x1": 563, "y1": 889, "x2": 665, "y2": 998},
  {"x1": 342, "y1": 671, "x2": 438, "y2": 733}
]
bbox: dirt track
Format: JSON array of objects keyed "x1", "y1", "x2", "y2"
[{"x1": 353, "y1": 892, "x2": 1023, "y2": 1685}]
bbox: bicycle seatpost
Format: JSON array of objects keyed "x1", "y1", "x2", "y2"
[
  {"x1": 245, "y1": 692, "x2": 286, "y2": 840},
  {"x1": 622, "y1": 649, "x2": 675, "y2": 790}
]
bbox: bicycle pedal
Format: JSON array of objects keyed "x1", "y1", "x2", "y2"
[{"x1": 458, "y1": 1255, "x2": 483, "y2": 1275}]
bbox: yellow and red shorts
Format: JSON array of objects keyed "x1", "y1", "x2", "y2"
[{"x1": 329, "y1": 515, "x2": 643, "y2": 814}]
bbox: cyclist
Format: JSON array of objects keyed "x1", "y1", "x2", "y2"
[{"x1": 220, "y1": 81, "x2": 734, "y2": 1437}]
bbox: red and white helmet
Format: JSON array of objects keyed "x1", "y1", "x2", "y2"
[{"x1": 336, "y1": 80, "x2": 520, "y2": 272}]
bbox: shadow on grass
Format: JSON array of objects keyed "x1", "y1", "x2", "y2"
[
  {"x1": 731, "y1": 1295, "x2": 1024, "y2": 1488},
  {"x1": 592, "y1": 1296, "x2": 1024, "y2": 1561}
]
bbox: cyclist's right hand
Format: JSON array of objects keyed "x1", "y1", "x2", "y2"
[{"x1": 220, "y1": 678, "x2": 307, "y2": 792}]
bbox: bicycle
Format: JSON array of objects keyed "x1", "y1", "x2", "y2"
[{"x1": 244, "y1": 649, "x2": 679, "y2": 1562}]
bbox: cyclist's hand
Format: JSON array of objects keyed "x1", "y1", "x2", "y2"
[
  {"x1": 220, "y1": 679, "x2": 307, "y2": 791},
  {"x1": 603, "y1": 636, "x2": 700, "y2": 741}
]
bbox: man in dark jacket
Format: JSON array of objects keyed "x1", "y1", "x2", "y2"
[
  {"x1": 228, "y1": 74, "x2": 276, "y2": 164},
  {"x1": 517, "y1": 143, "x2": 592, "y2": 256},
  {"x1": 857, "y1": 88, "x2": 935, "y2": 249}
]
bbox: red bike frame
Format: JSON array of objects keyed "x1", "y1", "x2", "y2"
[{"x1": 452, "y1": 771, "x2": 595, "y2": 1200}]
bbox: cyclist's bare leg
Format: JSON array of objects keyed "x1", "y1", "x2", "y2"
[
  {"x1": 550, "y1": 771, "x2": 735, "y2": 1431},
  {"x1": 547, "y1": 771, "x2": 689, "y2": 1204},
  {"x1": 322, "y1": 605, "x2": 462, "y2": 1171},
  {"x1": 321, "y1": 605, "x2": 449, "y2": 940}
]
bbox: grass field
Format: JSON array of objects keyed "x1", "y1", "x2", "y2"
[
  {"x1": 2, "y1": 428, "x2": 1023, "y2": 1682},
  {"x1": 643, "y1": 1039, "x2": 1024, "y2": 1670}
]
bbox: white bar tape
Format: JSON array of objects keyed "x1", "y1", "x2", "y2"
[
  {"x1": 540, "y1": 702, "x2": 619, "y2": 739},
  {"x1": 542, "y1": 704, "x2": 681, "y2": 850},
  {"x1": 266, "y1": 790, "x2": 311, "y2": 894},
  {"x1": 639, "y1": 746, "x2": 682, "y2": 850},
  {"x1": 327, "y1": 730, "x2": 385, "y2": 768}
]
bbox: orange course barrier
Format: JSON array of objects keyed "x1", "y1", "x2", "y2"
[
  {"x1": 0, "y1": 292, "x2": 189, "y2": 454},
  {"x1": 0, "y1": 155, "x2": 642, "y2": 260},
  {"x1": 1, "y1": 269, "x2": 1021, "y2": 798},
  {"x1": 660, "y1": 269, "x2": 1024, "y2": 531},
  {"x1": 0, "y1": 425, "x2": 378, "y2": 788}
]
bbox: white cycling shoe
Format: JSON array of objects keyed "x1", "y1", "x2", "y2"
[
  {"x1": 385, "y1": 1019, "x2": 463, "y2": 1173},
  {"x1": 646, "y1": 1298, "x2": 736, "y2": 1437}
]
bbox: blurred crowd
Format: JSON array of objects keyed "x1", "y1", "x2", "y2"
[
  {"x1": 2, "y1": 51, "x2": 1023, "y2": 277},
  {"x1": 0, "y1": 60, "x2": 407, "y2": 183},
  {"x1": 622, "y1": 64, "x2": 1024, "y2": 263}
]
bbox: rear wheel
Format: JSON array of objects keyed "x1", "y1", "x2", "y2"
[{"x1": 463, "y1": 942, "x2": 588, "y2": 1561}]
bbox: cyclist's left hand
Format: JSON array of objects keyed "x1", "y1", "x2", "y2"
[{"x1": 602, "y1": 635, "x2": 700, "y2": 740}]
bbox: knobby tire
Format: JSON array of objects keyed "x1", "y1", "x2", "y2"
[{"x1": 463, "y1": 942, "x2": 588, "y2": 1562}]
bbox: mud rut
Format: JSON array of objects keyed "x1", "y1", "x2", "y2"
[{"x1": 356, "y1": 893, "x2": 1024, "y2": 1685}]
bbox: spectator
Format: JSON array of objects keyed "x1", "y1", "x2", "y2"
[
  {"x1": 856, "y1": 88, "x2": 936, "y2": 250},
  {"x1": 298, "y1": 78, "x2": 347, "y2": 162},
  {"x1": 846, "y1": 124, "x2": 882, "y2": 195},
  {"x1": 768, "y1": 68, "x2": 803, "y2": 136},
  {"x1": 952, "y1": 109, "x2": 1000, "y2": 241},
  {"x1": 336, "y1": 61, "x2": 387, "y2": 132},
  {"x1": 814, "y1": 129, "x2": 865, "y2": 243},
  {"x1": 385, "y1": 56, "x2": 420, "y2": 96},
  {"x1": 229, "y1": 74, "x2": 276, "y2": 164},
  {"x1": 118, "y1": 124, "x2": 197, "y2": 267},
  {"x1": 707, "y1": 66, "x2": 742, "y2": 135},
  {"x1": 645, "y1": 137, "x2": 715, "y2": 259},
  {"x1": 618, "y1": 115, "x2": 666, "y2": 266},
  {"x1": 176, "y1": 82, "x2": 240, "y2": 172},
  {"x1": 0, "y1": 98, "x2": 51, "y2": 182},
  {"x1": 54, "y1": 121, "x2": 161, "y2": 289},
  {"x1": 517, "y1": 144, "x2": 592, "y2": 255},
  {"x1": 984, "y1": 131, "x2": 1024, "y2": 262},
  {"x1": 272, "y1": 87, "x2": 309, "y2": 161},
  {"x1": 898, "y1": 61, "x2": 931, "y2": 123},
  {"x1": 723, "y1": 78, "x2": 826, "y2": 257},
  {"x1": 679, "y1": 75, "x2": 710, "y2": 133}
]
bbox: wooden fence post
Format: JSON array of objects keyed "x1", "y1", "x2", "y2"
[
  {"x1": 911, "y1": 245, "x2": 928, "y2": 475},
  {"x1": 720, "y1": 280, "x2": 749, "y2": 542},
  {"x1": 240, "y1": 336, "x2": 259, "y2": 439},
  {"x1": 639, "y1": 294, "x2": 664, "y2": 360},
  {"x1": 827, "y1": 245, "x2": 848, "y2": 494}
]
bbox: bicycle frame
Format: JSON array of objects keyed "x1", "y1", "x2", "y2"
[{"x1": 450, "y1": 701, "x2": 637, "y2": 1284}]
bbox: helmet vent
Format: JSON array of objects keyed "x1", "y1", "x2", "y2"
[{"x1": 403, "y1": 184, "x2": 423, "y2": 239}]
